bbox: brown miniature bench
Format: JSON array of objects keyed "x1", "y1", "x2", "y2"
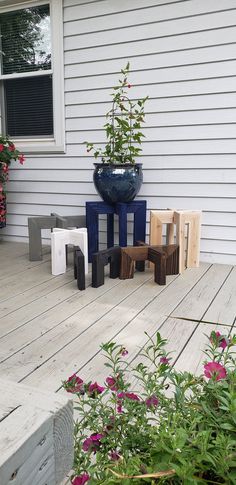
[{"x1": 120, "y1": 244, "x2": 179, "y2": 285}]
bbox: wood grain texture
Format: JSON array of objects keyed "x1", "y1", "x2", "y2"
[{"x1": 0, "y1": 380, "x2": 73, "y2": 485}]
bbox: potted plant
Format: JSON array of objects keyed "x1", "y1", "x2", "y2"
[
  {"x1": 86, "y1": 63, "x2": 148, "y2": 204},
  {"x1": 0, "y1": 136, "x2": 25, "y2": 229}
]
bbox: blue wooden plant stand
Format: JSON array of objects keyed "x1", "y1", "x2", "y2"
[{"x1": 86, "y1": 200, "x2": 147, "y2": 262}]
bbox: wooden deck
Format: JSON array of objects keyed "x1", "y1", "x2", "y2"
[{"x1": 0, "y1": 240, "x2": 235, "y2": 399}]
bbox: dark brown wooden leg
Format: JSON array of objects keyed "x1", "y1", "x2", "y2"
[
  {"x1": 74, "y1": 246, "x2": 86, "y2": 290},
  {"x1": 92, "y1": 247, "x2": 121, "y2": 287},
  {"x1": 120, "y1": 251, "x2": 134, "y2": 279},
  {"x1": 120, "y1": 246, "x2": 149, "y2": 279},
  {"x1": 148, "y1": 247, "x2": 167, "y2": 285}
]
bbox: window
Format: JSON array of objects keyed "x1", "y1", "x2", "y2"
[{"x1": 0, "y1": 0, "x2": 64, "y2": 153}]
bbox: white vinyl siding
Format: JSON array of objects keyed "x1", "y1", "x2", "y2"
[{"x1": 1, "y1": 0, "x2": 236, "y2": 264}]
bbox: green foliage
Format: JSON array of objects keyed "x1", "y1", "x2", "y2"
[
  {"x1": 63, "y1": 330, "x2": 236, "y2": 484},
  {"x1": 85, "y1": 63, "x2": 148, "y2": 164}
]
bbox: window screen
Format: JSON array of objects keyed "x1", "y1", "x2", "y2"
[{"x1": 0, "y1": 4, "x2": 53, "y2": 138}]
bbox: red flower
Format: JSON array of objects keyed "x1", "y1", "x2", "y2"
[
  {"x1": 9, "y1": 144, "x2": 15, "y2": 152},
  {"x1": 127, "y1": 84, "x2": 131, "y2": 88},
  {"x1": 18, "y1": 154, "x2": 25, "y2": 165},
  {"x1": 88, "y1": 381, "x2": 105, "y2": 396},
  {"x1": 66, "y1": 374, "x2": 84, "y2": 393},
  {"x1": 204, "y1": 362, "x2": 227, "y2": 381},
  {"x1": 72, "y1": 473, "x2": 90, "y2": 485},
  {"x1": 145, "y1": 395, "x2": 159, "y2": 408},
  {"x1": 0, "y1": 144, "x2": 4, "y2": 151}
]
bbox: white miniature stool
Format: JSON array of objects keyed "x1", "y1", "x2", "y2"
[{"x1": 51, "y1": 228, "x2": 88, "y2": 276}]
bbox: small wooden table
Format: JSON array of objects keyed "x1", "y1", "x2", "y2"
[{"x1": 86, "y1": 200, "x2": 146, "y2": 262}]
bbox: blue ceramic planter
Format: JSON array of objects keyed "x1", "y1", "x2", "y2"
[{"x1": 93, "y1": 163, "x2": 143, "y2": 204}]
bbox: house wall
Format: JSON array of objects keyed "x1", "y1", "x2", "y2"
[{"x1": 2, "y1": 0, "x2": 236, "y2": 264}]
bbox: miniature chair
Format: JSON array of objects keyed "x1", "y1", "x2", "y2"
[
  {"x1": 92, "y1": 247, "x2": 121, "y2": 288},
  {"x1": 73, "y1": 246, "x2": 86, "y2": 290},
  {"x1": 150, "y1": 210, "x2": 201, "y2": 273},
  {"x1": 51, "y1": 228, "x2": 88, "y2": 276}
]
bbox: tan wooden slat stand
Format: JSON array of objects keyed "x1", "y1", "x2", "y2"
[
  {"x1": 0, "y1": 380, "x2": 74, "y2": 485},
  {"x1": 150, "y1": 210, "x2": 202, "y2": 273}
]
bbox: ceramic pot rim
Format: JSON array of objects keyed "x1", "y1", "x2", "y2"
[{"x1": 93, "y1": 162, "x2": 143, "y2": 168}]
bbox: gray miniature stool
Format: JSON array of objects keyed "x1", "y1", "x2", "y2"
[{"x1": 28, "y1": 214, "x2": 86, "y2": 261}]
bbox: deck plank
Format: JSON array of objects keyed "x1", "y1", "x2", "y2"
[
  {"x1": 0, "y1": 273, "x2": 135, "y2": 363},
  {"x1": 0, "y1": 270, "x2": 75, "y2": 320},
  {"x1": 21, "y1": 264, "x2": 210, "y2": 390},
  {"x1": 0, "y1": 241, "x2": 234, "y2": 402},
  {"x1": 171, "y1": 264, "x2": 232, "y2": 320},
  {"x1": 203, "y1": 266, "x2": 236, "y2": 325},
  {"x1": 175, "y1": 322, "x2": 230, "y2": 375}
]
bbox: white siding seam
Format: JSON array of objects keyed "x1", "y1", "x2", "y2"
[
  {"x1": 64, "y1": 0, "x2": 191, "y2": 21},
  {"x1": 64, "y1": 41, "x2": 236, "y2": 64},
  {"x1": 64, "y1": 25, "x2": 236, "y2": 50}
]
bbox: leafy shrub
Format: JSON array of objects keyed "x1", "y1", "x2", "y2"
[{"x1": 63, "y1": 330, "x2": 236, "y2": 484}]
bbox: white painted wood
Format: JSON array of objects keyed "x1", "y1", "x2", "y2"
[
  {"x1": 1, "y1": 0, "x2": 236, "y2": 264},
  {"x1": 51, "y1": 228, "x2": 88, "y2": 275},
  {"x1": 66, "y1": 123, "x2": 236, "y2": 143},
  {"x1": 8, "y1": 167, "x2": 236, "y2": 184},
  {"x1": 64, "y1": 10, "x2": 235, "y2": 50},
  {"x1": 0, "y1": 380, "x2": 73, "y2": 485}
]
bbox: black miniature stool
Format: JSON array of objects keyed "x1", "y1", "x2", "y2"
[
  {"x1": 92, "y1": 247, "x2": 121, "y2": 288},
  {"x1": 73, "y1": 246, "x2": 86, "y2": 290}
]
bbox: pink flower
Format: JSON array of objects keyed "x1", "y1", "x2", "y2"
[
  {"x1": 121, "y1": 347, "x2": 128, "y2": 356},
  {"x1": 117, "y1": 392, "x2": 140, "y2": 401},
  {"x1": 204, "y1": 362, "x2": 227, "y2": 381},
  {"x1": 9, "y1": 144, "x2": 15, "y2": 152},
  {"x1": 106, "y1": 376, "x2": 118, "y2": 391},
  {"x1": 109, "y1": 450, "x2": 121, "y2": 461},
  {"x1": 82, "y1": 434, "x2": 104, "y2": 453},
  {"x1": 145, "y1": 395, "x2": 159, "y2": 408},
  {"x1": 18, "y1": 154, "x2": 25, "y2": 165},
  {"x1": 160, "y1": 356, "x2": 170, "y2": 365},
  {"x1": 0, "y1": 144, "x2": 4, "y2": 151},
  {"x1": 117, "y1": 401, "x2": 123, "y2": 413},
  {"x1": 210, "y1": 331, "x2": 229, "y2": 350},
  {"x1": 88, "y1": 381, "x2": 105, "y2": 396},
  {"x1": 66, "y1": 374, "x2": 84, "y2": 394},
  {"x1": 72, "y1": 473, "x2": 90, "y2": 485}
]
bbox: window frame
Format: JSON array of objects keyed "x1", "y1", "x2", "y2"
[{"x1": 0, "y1": 0, "x2": 65, "y2": 153}]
